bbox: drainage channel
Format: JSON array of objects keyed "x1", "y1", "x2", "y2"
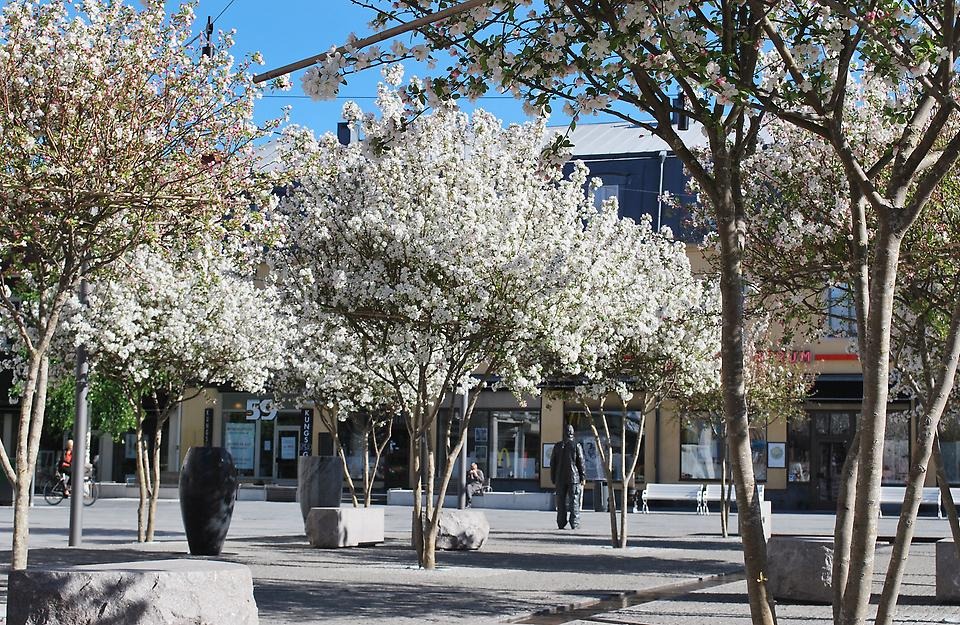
[{"x1": 512, "y1": 571, "x2": 745, "y2": 625}]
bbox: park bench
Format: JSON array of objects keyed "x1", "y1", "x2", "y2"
[
  {"x1": 640, "y1": 483, "x2": 704, "y2": 513},
  {"x1": 700, "y1": 483, "x2": 765, "y2": 515},
  {"x1": 878, "y1": 485, "x2": 941, "y2": 518}
]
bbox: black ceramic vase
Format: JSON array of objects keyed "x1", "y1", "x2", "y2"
[{"x1": 179, "y1": 446, "x2": 238, "y2": 556}]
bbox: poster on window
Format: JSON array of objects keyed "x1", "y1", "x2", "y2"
[
  {"x1": 577, "y1": 435, "x2": 604, "y2": 481},
  {"x1": 225, "y1": 422, "x2": 255, "y2": 470},
  {"x1": 767, "y1": 442, "x2": 786, "y2": 469},
  {"x1": 280, "y1": 436, "x2": 297, "y2": 460}
]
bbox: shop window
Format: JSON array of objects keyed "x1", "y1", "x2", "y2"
[
  {"x1": 566, "y1": 410, "x2": 645, "y2": 482},
  {"x1": 788, "y1": 420, "x2": 811, "y2": 482},
  {"x1": 882, "y1": 414, "x2": 910, "y2": 485},
  {"x1": 940, "y1": 419, "x2": 960, "y2": 484},
  {"x1": 490, "y1": 410, "x2": 540, "y2": 480},
  {"x1": 680, "y1": 419, "x2": 766, "y2": 482},
  {"x1": 826, "y1": 285, "x2": 858, "y2": 337}
]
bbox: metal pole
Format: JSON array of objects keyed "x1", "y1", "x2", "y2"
[
  {"x1": 457, "y1": 388, "x2": 469, "y2": 509},
  {"x1": 69, "y1": 276, "x2": 90, "y2": 546},
  {"x1": 253, "y1": 0, "x2": 491, "y2": 84}
]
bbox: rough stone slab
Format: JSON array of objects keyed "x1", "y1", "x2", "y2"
[
  {"x1": 937, "y1": 538, "x2": 960, "y2": 603},
  {"x1": 766, "y1": 536, "x2": 833, "y2": 604},
  {"x1": 435, "y1": 510, "x2": 490, "y2": 551},
  {"x1": 306, "y1": 507, "x2": 384, "y2": 548},
  {"x1": 7, "y1": 559, "x2": 258, "y2": 625},
  {"x1": 298, "y1": 456, "x2": 342, "y2": 521}
]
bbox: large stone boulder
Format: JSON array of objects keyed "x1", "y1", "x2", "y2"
[
  {"x1": 435, "y1": 509, "x2": 489, "y2": 551},
  {"x1": 766, "y1": 536, "x2": 833, "y2": 604},
  {"x1": 306, "y1": 506, "x2": 384, "y2": 548},
  {"x1": 7, "y1": 559, "x2": 257, "y2": 625},
  {"x1": 297, "y1": 455, "x2": 342, "y2": 521},
  {"x1": 937, "y1": 538, "x2": 960, "y2": 603}
]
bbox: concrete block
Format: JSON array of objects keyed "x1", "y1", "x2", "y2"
[
  {"x1": 298, "y1": 456, "x2": 342, "y2": 521},
  {"x1": 766, "y1": 536, "x2": 833, "y2": 604},
  {"x1": 435, "y1": 509, "x2": 489, "y2": 551},
  {"x1": 937, "y1": 538, "x2": 960, "y2": 603},
  {"x1": 306, "y1": 506, "x2": 384, "y2": 548},
  {"x1": 7, "y1": 559, "x2": 257, "y2": 625}
]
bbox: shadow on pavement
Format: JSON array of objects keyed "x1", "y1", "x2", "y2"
[
  {"x1": 231, "y1": 535, "x2": 738, "y2": 578},
  {"x1": 252, "y1": 576, "x2": 540, "y2": 623}
]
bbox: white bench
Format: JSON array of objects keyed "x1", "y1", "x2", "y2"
[
  {"x1": 701, "y1": 483, "x2": 765, "y2": 515},
  {"x1": 878, "y1": 486, "x2": 941, "y2": 518},
  {"x1": 640, "y1": 483, "x2": 703, "y2": 513}
]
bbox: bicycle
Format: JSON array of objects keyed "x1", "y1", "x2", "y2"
[{"x1": 42, "y1": 466, "x2": 98, "y2": 506}]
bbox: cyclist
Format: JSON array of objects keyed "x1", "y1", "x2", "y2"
[{"x1": 59, "y1": 439, "x2": 74, "y2": 497}]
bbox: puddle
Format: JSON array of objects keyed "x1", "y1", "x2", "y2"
[{"x1": 512, "y1": 571, "x2": 745, "y2": 624}]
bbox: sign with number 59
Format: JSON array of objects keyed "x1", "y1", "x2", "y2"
[{"x1": 245, "y1": 398, "x2": 277, "y2": 421}]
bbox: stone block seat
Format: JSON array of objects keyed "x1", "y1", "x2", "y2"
[
  {"x1": 937, "y1": 538, "x2": 960, "y2": 603},
  {"x1": 306, "y1": 507, "x2": 384, "y2": 548},
  {"x1": 7, "y1": 559, "x2": 258, "y2": 625},
  {"x1": 766, "y1": 536, "x2": 833, "y2": 604}
]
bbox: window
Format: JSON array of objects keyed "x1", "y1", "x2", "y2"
[
  {"x1": 882, "y1": 414, "x2": 910, "y2": 485},
  {"x1": 594, "y1": 184, "x2": 620, "y2": 209},
  {"x1": 680, "y1": 419, "x2": 767, "y2": 481},
  {"x1": 491, "y1": 410, "x2": 540, "y2": 479},
  {"x1": 565, "y1": 410, "x2": 645, "y2": 482},
  {"x1": 941, "y1": 419, "x2": 960, "y2": 484},
  {"x1": 826, "y1": 284, "x2": 858, "y2": 337},
  {"x1": 788, "y1": 420, "x2": 811, "y2": 482}
]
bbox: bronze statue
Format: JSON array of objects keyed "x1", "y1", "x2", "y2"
[{"x1": 551, "y1": 424, "x2": 587, "y2": 529}]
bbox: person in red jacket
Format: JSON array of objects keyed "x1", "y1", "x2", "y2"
[{"x1": 59, "y1": 439, "x2": 74, "y2": 497}]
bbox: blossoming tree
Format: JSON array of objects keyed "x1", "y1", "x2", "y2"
[
  {"x1": 73, "y1": 244, "x2": 287, "y2": 542},
  {"x1": 700, "y1": 88, "x2": 960, "y2": 622},
  {"x1": 272, "y1": 311, "x2": 398, "y2": 507},
  {"x1": 276, "y1": 75, "x2": 614, "y2": 568},
  {"x1": 0, "y1": 0, "x2": 277, "y2": 569},
  {"x1": 552, "y1": 206, "x2": 722, "y2": 547}
]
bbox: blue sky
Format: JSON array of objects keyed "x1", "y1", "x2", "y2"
[{"x1": 177, "y1": 0, "x2": 550, "y2": 136}]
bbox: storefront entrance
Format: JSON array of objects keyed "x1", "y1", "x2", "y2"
[
  {"x1": 814, "y1": 440, "x2": 849, "y2": 508},
  {"x1": 810, "y1": 411, "x2": 855, "y2": 509},
  {"x1": 275, "y1": 425, "x2": 300, "y2": 480}
]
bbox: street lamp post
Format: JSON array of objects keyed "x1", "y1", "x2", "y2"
[{"x1": 69, "y1": 276, "x2": 90, "y2": 546}]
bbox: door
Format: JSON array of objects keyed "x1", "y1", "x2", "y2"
[
  {"x1": 274, "y1": 426, "x2": 300, "y2": 480},
  {"x1": 814, "y1": 441, "x2": 848, "y2": 508}
]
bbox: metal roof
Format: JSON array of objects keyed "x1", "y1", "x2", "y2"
[{"x1": 546, "y1": 121, "x2": 708, "y2": 158}]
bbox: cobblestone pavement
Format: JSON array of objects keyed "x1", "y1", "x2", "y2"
[{"x1": 0, "y1": 499, "x2": 957, "y2": 624}]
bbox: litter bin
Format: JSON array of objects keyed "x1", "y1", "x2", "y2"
[{"x1": 592, "y1": 480, "x2": 608, "y2": 512}]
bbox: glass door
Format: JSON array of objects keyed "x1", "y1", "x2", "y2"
[
  {"x1": 274, "y1": 426, "x2": 300, "y2": 480},
  {"x1": 815, "y1": 441, "x2": 848, "y2": 508}
]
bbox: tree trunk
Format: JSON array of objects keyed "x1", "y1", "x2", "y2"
[
  {"x1": 721, "y1": 447, "x2": 730, "y2": 538},
  {"x1": 840, "y1": 229, "x2": 904, "y2": 625},
  {"x1": 412, "y1": 429, "x2": 424, "y2": 566},
  {"x1": 874, "y1": 301, "x2": 960, "y2": 625},
  {"x1": 366, "y1": 417, "x2": 392, "y2": 507},
  {"x1": 135, "y1": 420, "x2": 149, "y2": 543},
  {"x1": 145, "y1": 419, "x2": 164, "y2": 542},
  {"x1": 833, "y1": 192, "x2": 869, "y2": 622},
  {"x1": 362, "y1": 422, "x2": 371, "y2": 507},
  {"x1": 11, "y1": 353, "x2": 49, "y2": 570},
  {"x1": 933, "y1": 436, "x2": 960, "y2": 552},
  {"x1": 716, "y1": 190, "x2": 777, "y2": 624},
  {"x1": 421, "y1": 438, "x2": 437, "y2": 569},
  {"x1": 832, "y1": 428, "x2": 861, "y2": 623}
]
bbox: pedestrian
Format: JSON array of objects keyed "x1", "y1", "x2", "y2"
[
  {"x1": 550, "y1": 424, "x2": 586, "y2": 529},
  {"x1": 465, "y1": 462, "x2": 484, "y2": 507},
  {"x1": 59, "y1": 438, "x2": 74, "y2": 497}
]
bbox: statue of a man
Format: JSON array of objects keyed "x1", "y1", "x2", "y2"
[{"x1": 550, "y1": 424, "x2": 587, "y2": 529}]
